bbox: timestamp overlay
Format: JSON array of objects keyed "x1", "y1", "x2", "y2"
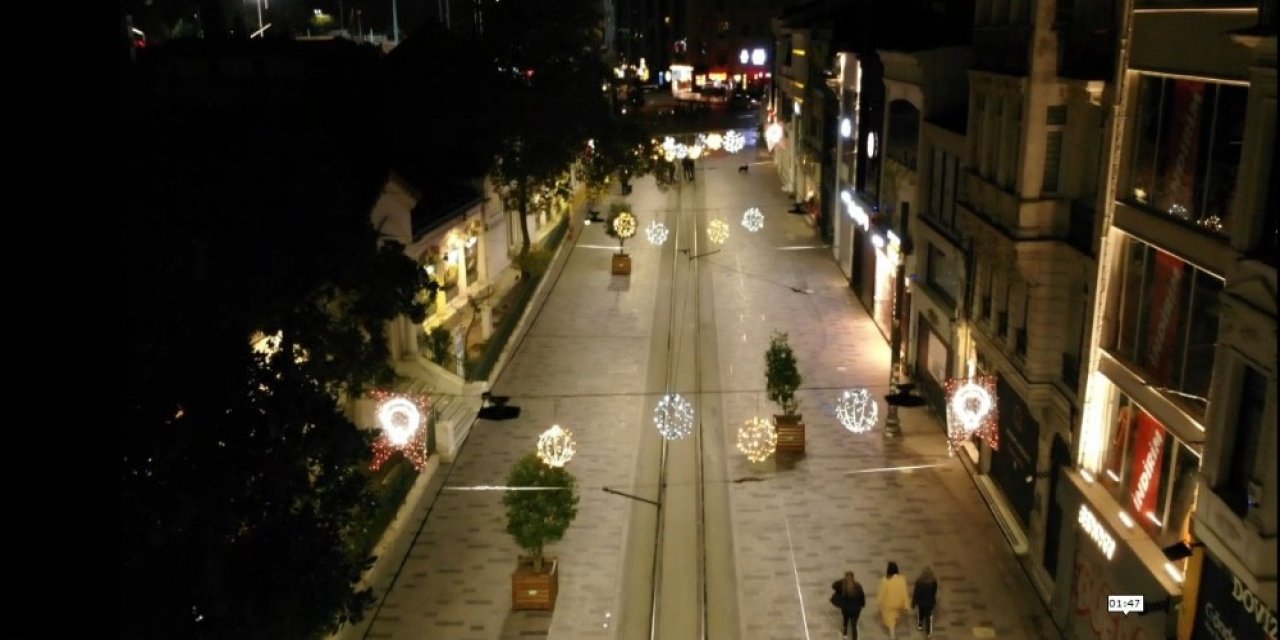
[{"x1": 1108, "y1": 595, "x2": 1144, "y2": 615}]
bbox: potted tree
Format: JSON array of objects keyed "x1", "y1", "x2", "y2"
[
  {"x1": 607, "y1": 202, "x2": 637, "y2": 275},
  {"x1": 765, "y1": 331, "x2": 806, "y2": 453},
  {"x1": 504, "y1": 453, "x2": 579, "y2": 610}
]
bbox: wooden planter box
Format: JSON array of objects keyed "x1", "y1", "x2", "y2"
[
  {"x1": 612, "y1": 253, "x2": 632, "y2": 275},
  {"x1": 512, "y1": 556, "x2": 559, "y2": 611},
  {"x1": 774, "y1": 415, "x2": 805, "y2": 454}
]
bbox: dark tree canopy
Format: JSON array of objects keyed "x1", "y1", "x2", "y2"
[{"x1": 121, "y1": 39, "x2": 423, "y2": 638}]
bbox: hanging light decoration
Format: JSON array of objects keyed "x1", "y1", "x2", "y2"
[
  {"x1": 663, "y1": 147, "x2": 678, "y2": 162},
  {"x1": 707, "y1": 218, "x2": 730, "y2": 244},
  {"x1": 370, "y1": 391, "x2": 432, "y2": 471},
  {"x1": 705, "y1": 132, "x2": 723, "y2": 150},
  {"x1": 536, "y1": 424, "x2": 577, "y2": 468},
  {"x1": 674, "y1": 143, "x2": 689, "y2": 159},
  {"x1": 722, "y1": 130, "x2": 745, "y2": 153},
  {"x1": 737, "y1": 416, "x2": 778, "y2": 462},
  {"x1": 741, "y1": 207, "x2": 764, "y2": 233},
  {"x1": 645, "y1": 220, "x2": 670, "y2": 245},
  {"x1": 835, "y1": 388, "x2": 878, "y2": 434},
  {"x1": 945, "y1": 375, "x2": 999, "y2": 451},
  {"x1": 688, "y1": 144, "x2": 704, "y2": 160},
  {"x1": 654, "y1": 393, "x2": 694, "y2": 440},
  {"x1": 613, "y1": 211, "x2": 637, "y2": 239},
  {"x1": 765, "y1": 122, "x2": 784, "y2": 150}
]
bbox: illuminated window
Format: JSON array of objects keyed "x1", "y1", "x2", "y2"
[
  {"x1": 1128, "y1": 75, "x2": 1246, "y2": 239},
  {"x1": 1100, "y1": 391, "x2": 1201, "y2": 548}
]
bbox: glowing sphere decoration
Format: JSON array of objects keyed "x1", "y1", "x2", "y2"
[
  {"x1": 370, "y1": 391, "x2": 432, "y2": 471},
  {"x1": 674, "y1": 143, "x2": 689, "y2": 159},
  {"x1": 945, "y1": 375, "x2": 999, "y2": 451},
  {"x1": 663, "y1": 147, "x2": 678, "y2": 162},
  {"x1": 645, "y1": 220, "x2": 670, "y2": 245},
  {"x1": 722, "y1": 130, "x2": 745, "y2": 153},
  {"x1": 654, "y1": 393, "x2": 695, "y2": 440},
  {"x1": 688, "y1": 144, "x2": 704, "y2": 160},
  {"x1": 705, "y1": 132, "x2": 723, "y2": 150},
  {"x1": 835, "y1": 388, "x2": 878, "y2": 434},
  {"x1": 613, "y1": 211, "x2": 637, "y2": 239},
  {"x1": 736, "y1": 417, "x2": 778, "y2": 463},
  {"x1": 536, "y1": 424, "x2": 577, "y2": 468},
  {"x1": 741, "y1": 207, "x2": 764, "y2": 233},
  {"x1": 765, "y1": 122, "x2": 784, "y2": 150},
  {"x1": 707, "y1": 218, "x2": 731, "y2": 244}
]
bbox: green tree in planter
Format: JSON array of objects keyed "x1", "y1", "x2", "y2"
[
  {"x1": 504, "y1": 453, "x2": 579, "y2": 572},
  {"x1": 765, "y1": 331, "x2": 805, "y2": 418}
]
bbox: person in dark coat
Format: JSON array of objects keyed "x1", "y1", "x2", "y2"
[
  {"x1": 831, "y1": 570, "x2": 866, "y2": 639},
  {"x1": 912, "y1": 565, "x2": 938, "y2": 637}
]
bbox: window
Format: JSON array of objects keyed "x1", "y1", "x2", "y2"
[
  {"x1": 1043, "y1": 130, "x2": 1064, "y2": 193},
  {"x1": 1100, "y1": 392, "x2": 1201, "y2": 549},
  {"x1": 927, "y1": 244, "x2": 962, "y2": 307},
  {"x1": 1113, "y1": 236, "x2": 1222, "y2": 415},
  {"x1": 1128, "y1": 75, "x2": 1247, "y2": 239},
  {"x1": 1218, "y1": 364, "x2": 1267, "y2": 517}
]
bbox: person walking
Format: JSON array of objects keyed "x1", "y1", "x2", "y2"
[
  {"x1": 912, "y1": 566, "x2": 939, "y2": 637},
  {"x1": 878, "y1": 562, "x2": 910, "y2": 639},
  {"x1": 830, "y1": 571, "x2": 866, "y2": 639}
]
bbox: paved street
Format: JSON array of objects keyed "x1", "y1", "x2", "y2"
[{"x1": 352, "y1": 131, "x2": 1060, "y2": 640}]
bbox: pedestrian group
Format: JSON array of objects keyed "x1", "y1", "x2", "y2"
[{"x1": 831, "y1": 561, "x2": 938, "y2": 639}]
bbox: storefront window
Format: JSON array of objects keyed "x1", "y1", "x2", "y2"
[
  {"x1": 1127, "y1": 75, "x2": 1247, "y2": 239},
  {"x1": 1100, "y1": 392, "x2": 1200, "y2": 548},
  {"x1": 1112, "y1": 237, "x2": 1221, "y2": 414}
]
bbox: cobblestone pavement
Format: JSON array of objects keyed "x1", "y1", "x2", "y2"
[{"x1": 351, "y1": 134, "x2": 1061, "y2": 640}]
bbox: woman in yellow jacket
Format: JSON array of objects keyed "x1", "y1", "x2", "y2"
[{"x1": 878, "y1": 561, "x2": 911, "y2": 638}]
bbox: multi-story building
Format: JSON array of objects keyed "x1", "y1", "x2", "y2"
[{"x1": 1068, "y1": 0, "x2": 1277, "y2": 637}]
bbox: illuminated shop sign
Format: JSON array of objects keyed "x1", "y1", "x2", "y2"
[
  {"x1": 1078, "y1": 504, "x2": 1116, "y2": 561},
  {"x1": 1195, "y1": 553, "x2": 1279, "y2": 640}
]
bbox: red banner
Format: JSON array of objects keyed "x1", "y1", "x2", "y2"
[
  {"x1": 1143, "y1": 250, "x2": 1187, "y2": 386},
  {"x1": 1128, "y1": 410, "x2": 1167, "y2": 524},
  {"x1": 1160, "y1": 80, "x2": 1206, "y2": 216}
]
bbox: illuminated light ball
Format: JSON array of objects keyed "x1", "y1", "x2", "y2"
[
  {"x1": 654, "y1": 394, "x2": 695, "y2": 440},
  {"x1": 765, "y1": 122, "x2": 784, "y2": 149},
  {"x1": 722, "y1": 130, "x2": 745, "y2": 154},
  {"x1": 663, "y1": 147, "x2": 678, "y2": 162},
  {"x1": 613, "y1": 211, "x2": 637, "y2": 239},
  {"x1": 675, "y1": 143, "x2": 689, "y2": 159},
  {"x1": 707, "y1": 218, "x2": 730, "y2": 244},
  {"x1": 840, "y1": 117, "x2": 852, "y2": 138},
  {"x1": 377, "y1": 396, "x2": 422, "y2": 446},
  {"x1": 835, "y1": 388, "x2": 878, "y2": 434},
  {"x1": 662, "y1": 136, "x2": 676, "y2": 150},
  {"x1": 737, "y1": 416, "x2": 778, "y2": 463},
  {"x1": 705, "y1": 132, "x2": 723, "y2": 151},
  {"x1": 536, "y1": 424, "x2": 577, "y2": 468},
  {"x1": 645, "y1": 220, "x2": 670, "y2": 245},
  {"x1": 950, "y1": 381, "x2": 993, "y2": 433},
  {"x1": 741, "y1": 207, "x2": 764, "y2": 233},
  {"x1": 688, "y1": 144, "x2": 704, "y2": 160}
]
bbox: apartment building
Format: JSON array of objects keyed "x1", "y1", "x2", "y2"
[{"x1": 1067, "y1": 0, "x2": 1277, "y2": 637}]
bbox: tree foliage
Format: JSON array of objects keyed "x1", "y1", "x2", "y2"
[
  {"x1": 765, "y1": 331, "x2": 805, "y2": 418},
  {"x1": 503, "y1": 453, "x2": 579, "y2": 572},
  {"x1": 121, "y1": 40, "x2": 423, "y2": 638},
  {"x1": 482, "y1": 0, "x2": 611, "y2": 259}
]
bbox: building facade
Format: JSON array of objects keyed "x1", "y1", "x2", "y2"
[{"x1": 1070, "y1": 0, "x2": 1278, "y2": 637}]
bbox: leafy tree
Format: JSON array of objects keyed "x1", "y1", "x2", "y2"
[
  {"x1": 483, "y1": 0, "x2": 611, "y2": 262},
  {"x1": 121, "y1": 40, "x2": 424, "y2": 638},
  {"x1": 503, "y1": 453, "x2": 579, "y2": 572},
  {"x1": 765, "y1": 331, "x2": 805, "y2": 418},
  {"x1": 581, "y1": 115, "x2": 656, "y2": 199}
]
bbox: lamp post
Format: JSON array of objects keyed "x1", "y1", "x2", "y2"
[{"x1": 884, "y1": 256, "x2": 906, "y2": 438}]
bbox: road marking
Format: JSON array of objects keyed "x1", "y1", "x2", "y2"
[
  {"x1": 783, "y1": 513, "x2": 812, "y2": 640},
  {"x1": 844, "y1": 463, "x2": 948, "y2": 475}
]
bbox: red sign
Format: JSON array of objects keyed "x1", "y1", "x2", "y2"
[
  {"x1": 1128, "y1": 410, "x2": 1166, "y2": 523},
  {"x1": 1143, "y1": 250, "x2": 1187, "y2": 385}
]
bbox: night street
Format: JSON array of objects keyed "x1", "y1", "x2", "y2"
[{"x1": 347, "y1": 132, "x2": 1058, "y2": 640}]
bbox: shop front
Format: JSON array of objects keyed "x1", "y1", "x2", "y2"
[
  {"x1": 991, "y1": 375, "x2": 1039, "y2": 529},
  {"x1": 1191, "y1": 551, "x2": 1278, "y2": 640},
  {"x1": 915, "y1": 311, "x2": 951, "y2": 414},
  {"x1": 1055, "y1": 471, "x2": 1181, "y2": 640}
]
